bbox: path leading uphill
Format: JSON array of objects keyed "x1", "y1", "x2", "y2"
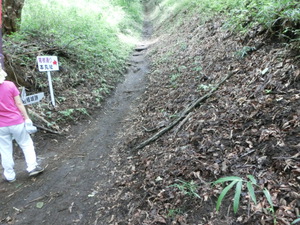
[{"x1": 0, "y1": 11, "x2": 153, "y2": 225}]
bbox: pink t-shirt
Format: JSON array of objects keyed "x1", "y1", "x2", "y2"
[{"x1": 0, "y1": 81, "x2": 24, "y2": 127}]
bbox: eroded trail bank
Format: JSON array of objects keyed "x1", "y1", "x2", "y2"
[
  {"x1": 101, "y1": 6, "x2": 300, "y2": 225},
  {"x1": 0, "y1": 16, "x2": 153, "y2": 225}
]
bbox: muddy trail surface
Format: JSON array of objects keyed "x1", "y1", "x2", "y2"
[{"x1": 0, "y1": 15, "x2": 153, "y2": 225}]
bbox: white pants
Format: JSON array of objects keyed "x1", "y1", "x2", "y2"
[{"x1": 0, "y1": 123, "x2": 37, "y2": 180}]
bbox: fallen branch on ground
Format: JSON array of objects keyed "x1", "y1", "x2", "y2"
[
  {"x1": 28, "y1": 108, "x2": 61, "y2": 134},
  {"x1": 133, "y1": 72, "x2": 234, "y2": 151},
  {"x1": 173, "y1": 112, "x2": 193, "y2": 136},
  {"x1": 35, "y1": 124, "x2": 62, "y2": 135}
]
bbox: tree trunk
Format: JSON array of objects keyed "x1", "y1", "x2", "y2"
[{"x1": 3, "y1": 0, "x2": 25, "y2": 35}]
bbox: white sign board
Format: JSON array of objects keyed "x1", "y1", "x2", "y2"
[
  {"x1": 23, "y1": 93, "x2": 45, "y2": 105},
  {"x1": 21, "y1": 87, "x2": 44, "y2": 105},
  {"x1": 37, "y1": 56, "x2": 59, "y2": 72},
  {"x1": 36, "y1": 56, "x2": 59, "y2": 107}
]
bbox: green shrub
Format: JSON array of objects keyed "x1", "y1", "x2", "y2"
[{"x1": 21, "y1": 0, "x2": 143, "y2": 73}]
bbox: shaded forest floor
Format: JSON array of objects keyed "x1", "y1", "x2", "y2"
[
  {"x1": 0, "y1": 2, "x2": 299, "y2": 225},
  {"x1": 108, "y1": 7, "x2": 300, "y2": 225}
]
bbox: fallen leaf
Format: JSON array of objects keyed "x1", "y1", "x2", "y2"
[{"x1": 36, "y1": 202, "x2": 44, "y2": 209}]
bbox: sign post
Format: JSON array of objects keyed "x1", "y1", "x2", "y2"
[
  {"x1": 47, "y1": 71, "x2": 55, "y2": 106},
  {"x1": 37, "y1": 56, "x2": 59, "y2": 107}
]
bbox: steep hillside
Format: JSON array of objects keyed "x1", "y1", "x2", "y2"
[{"x1": 111, "y1": 1, "x2": 300, "y2": 224}]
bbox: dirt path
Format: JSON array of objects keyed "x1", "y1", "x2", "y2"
[{"x1": 0, "y1": 11, "x2": 153, "y2": 225}]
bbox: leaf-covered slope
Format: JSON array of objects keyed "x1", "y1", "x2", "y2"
[{"x1": 111, "y1": 8, "x2": 300, "y2": 225}]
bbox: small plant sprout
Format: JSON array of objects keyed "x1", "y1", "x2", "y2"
[
  {"x1": 170, "y1": 73, "x2": 181, "y2": 83},
  {"x1": 235, "y1": 46, "x2": 256, "y2": 59},
  {"x1": 263, "y1": 188, "x2": 277, "y2": 224},
  {"x1": 76, "y1": 108, "x2": 90, "y2": 116},
  {"x1": 169, "y1": 179, "x2": 201, "y2": 199},
  {"x1": 213, "y1": 175, "x2": 278, "y2": 223},
  {"x1": 212, "y1": 175, "x2": 257, "y2": 214},
  {"x1": 59, "y1": 108, "x2": 75, "y2": 119},
  {"x1": 197, "y1": 84, "x2": 214, "y2": 91},
  {"x1": 167, "y1": 208, "x2": 182, "y2": 218}
]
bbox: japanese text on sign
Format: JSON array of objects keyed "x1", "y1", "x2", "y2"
[
  {"x1": 37, "y1": 56, "x2": 59, "y2": 72},
  {"x1": 22, "y1": 93, "x2": 44, "y2": 105}
]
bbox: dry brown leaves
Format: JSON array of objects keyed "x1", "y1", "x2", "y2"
[{"x1": 111, "y1": 14, "x2": 300, "y2": 225}]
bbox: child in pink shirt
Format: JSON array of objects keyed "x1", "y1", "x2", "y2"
[
  {"x1": 0, "y1": 68, "x2": 44, "y2": 182},
  {"x1": 0, "y1": 80, "x2": 24, "y2": 126}
]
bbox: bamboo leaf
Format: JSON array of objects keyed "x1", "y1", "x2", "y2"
[
  {"x1": 216, "y1": 180, "x2": 238, "y2": 211},
  {"x1": 292, "y1": 217, "x2": 300, "y2": 224},
  {"x1": 247, "y1": 175, "x2": 257, "y2": 185},
  {"x1": 213, "y1": 176, "x2": 242, "y2": 185},
  {"x1": 233, "y1": 181, "x2": 242, "y2": 213},
  {"x1": 263, "y1": 188, "x2": 273, "y2": 207},
  {"x1": 246, "y1": 181, "x2": 257, "y2": 204}
]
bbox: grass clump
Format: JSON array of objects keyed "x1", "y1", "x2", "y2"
[
  {"x1": 3, "y1": 0, "x2": 143, "y2": 127},
  {"x1": 21, "y1": 0, "x2": 143, "y2": 72},
  {"x1": 155, "y1": 0, "x2": 300, "y2": 50},
  {"x1": 169, "y1": 179, "x2": 201, "y2": 199}
]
